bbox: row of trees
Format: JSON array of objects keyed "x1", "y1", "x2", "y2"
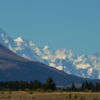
[
  {"x1": 81, "y1": 81, "x2": 100, "y2": 92},
  {"x1": 68, "y1": 81, "x2": 100, "y2": 92},
  {"x1": 0, "y1": 77, "x2": 100, "y2": 92},
  {"x1": 0, "y1": 77, "x2": 56, "y2": 91}
]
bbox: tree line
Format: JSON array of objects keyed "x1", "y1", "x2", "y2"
[
  {"x1": 0, "y1": 77, "x2": 56, "y2": 91},
  {"x1": 81, "y1": 81, "x2": 100, "y2": 92},
  {"x1": 0, "y1": 77, "x2": 100, "y2": 92},
  {"x1": 67, "y1": 81, "x2": 100, "y2": 92}
]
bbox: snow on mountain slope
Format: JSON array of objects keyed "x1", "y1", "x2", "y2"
[{"x1": 0, "y1": 28, "x2": 100, "y2": 79}]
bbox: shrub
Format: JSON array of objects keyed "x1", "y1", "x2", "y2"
[
  {"x1": 69, "y1": 93, "x2": 72, "y2": 99},
  {"x1": 1, "y1": 91, "x2": 4, "y2": 95},
  {"x1": 74, "y1": 94, "x2": 78, "y2": 99},
  {"x1": 93, "y1": 98, "x2": 98, "y2": 100},
  {"x1": 80, "y1": 96, "x2": 86, "y2": 100},
  {"x1": 9, "y1": 90, "x2": 12, "y2": 94},
  {"x1": 29, "y1": 91, "x2": 33, "y2": 94}
]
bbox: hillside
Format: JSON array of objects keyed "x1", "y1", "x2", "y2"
[{"x1": 0, "y1": 43, "x2": 88, "y2": 86}]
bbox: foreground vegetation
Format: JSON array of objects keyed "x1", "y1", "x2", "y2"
[
  {"x1": 0, "y1": 91, "x2": 100, "y2": 100},
  {"x1": 0, "y1": 77, "x2": 100, "y2": 100}
]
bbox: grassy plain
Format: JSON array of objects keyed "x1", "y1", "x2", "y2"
[{"x1": 0, "y1": 91, "x2": 100, "y2": 100}]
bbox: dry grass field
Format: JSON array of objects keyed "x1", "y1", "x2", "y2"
[{"x1": 0, "y1": 91, "x2": 100, "y2": 100}]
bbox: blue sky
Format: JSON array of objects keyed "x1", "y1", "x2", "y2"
[{"x1": 0, "y1": 0, "x2": 100, "y2": 54}]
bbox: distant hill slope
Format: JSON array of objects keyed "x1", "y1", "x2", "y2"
[{"x1": 0, "y1": 43, "x2": 100, "y2": 86}]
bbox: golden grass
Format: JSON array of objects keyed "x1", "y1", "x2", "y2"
[{"x1": 0, "y1": 91, "x2": 100, "y2": 100}]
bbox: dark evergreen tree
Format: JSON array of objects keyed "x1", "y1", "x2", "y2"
[
  {"x1": 29, "y1": 81, "x2": 33, "y2": 90},
  {"x1": 45, "y1": 77, "x2": 56, "y2": 90},
  {"x1": 94, "y1": 82, "x2": 100, "y2": 92},
  {"x1": 81, "y1": 81, "x2": 85, "y2": 91},
  {"x1": 81, "y1": 80, "x2": 89, "y2": 91},
  {"x1": 88, "y1": 82, "x2": 94, "y2": 91},
  {"x1": 71, "y1": 82, "x2": 77, "y2": 91}
]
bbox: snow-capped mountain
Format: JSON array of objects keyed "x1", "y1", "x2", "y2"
[{"x1": 0, "y1": 28, "x2": 100, "y2": 79}]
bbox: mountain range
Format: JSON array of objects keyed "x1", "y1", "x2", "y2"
[
  {"x1": 0, "y1": 40, "x2": 89, "y2": 86},
  {"x1": 0, "y1": 28, "x2": 100, "y2": 79}
]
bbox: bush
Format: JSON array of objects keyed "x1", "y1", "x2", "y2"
[
  {"x1": 25, "y1": 88, "x2": 30, "y2": 92},
  {"x1": 9, "y1": 90, "x2": 12, "y2": 94},
  {"x1": 1, "y1": 91, "x2": 4, "y2": 95},
  {"x1": 7, "y1": 95, "x2": 11, "y2": 99},
  {"x1": 32, "y1": 96, "x2": 36, "y2": 100},
  {"x1": 93, "y1": 98, "x2": 98, "y2": 100},
  {"x1": 29, "y1": 91, "x2": 33, "y2": 94},
  {"x1": 69, "y1": 93, "x2": 72, "y2": 99},
  {"x1": 80, "y1": 96, "x2": 86, "y2": 100},
  {"x1": 74, "y1": 94, "x2": 78, "y2": 99}
]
